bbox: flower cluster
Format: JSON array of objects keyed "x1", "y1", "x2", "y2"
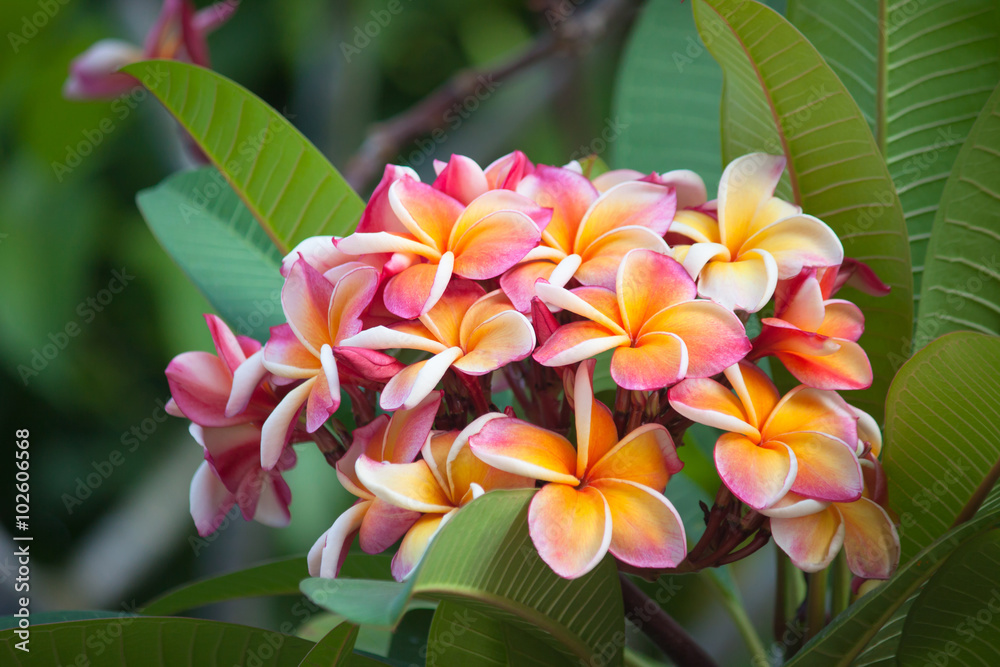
[{"x1": 166, "y1": 150, "x2": 900, "y2": 582}]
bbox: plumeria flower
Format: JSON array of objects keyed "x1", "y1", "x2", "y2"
[
  {"x1": 469, "y1": 360, "x2": 686, "y2": 579},
  {"x1": 349, "y1": 414, "x2": 533, "y2": 581},
  {"x1": 498, "y1": 165, "x2": 677, "y2": 311},
  {"x1": 308, "y1": 393, "x2": 441, "y2": 579},
  {"x1": 256, "y1": 259, "x2": 403, "y2": 468},
  {"x1": 669, "y1": 361, "x2": 863, "y2": 511},
  {"x1": 763, "y1": 444, "x2": 899, "y2": 579},
  {"x1": 432, "y1": 152, "x2": 535, "y2": 204},
  {"x1": 534, "y1": 248, "x2": 750, "y2": 390},
  {"x1": 749, "y1": 267, "x2": 872, "y2": 390},
  {"x1": 166, "y1": 314, "x2": 297, "y2": 535},
  {"x1": 64, "y1": 0, "x2": 237, "y2": 100},
  {"x1": 337, "y1": 172, "x2": 551, "y2": 318},
  {"x1": 591, "y1": 168, "x2": 708, "y2": 208},
  {"x1": 341, "y1": 280, "x2": 535, "y2": 410},
  {"x1": 670, "y1": 153, "x2": 844, "y2": 312}
]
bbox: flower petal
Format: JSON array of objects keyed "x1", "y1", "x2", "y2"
[
  {"x1": 533, "y1": 321, "x2": 630, "y2": 368},
  {"x1": 356, "y1": 164, "x2": 419, "y2": 235},
  {"x1": 763, "y1": 386, "x2": 857, "y2": 449},
  {"x1": 576, "y1": 226, "x2": 671, "y2": 289},
  {"x1": 588, "y1": 423, "x2": 681, "y2": 489},
  {"x1": 260, "y1": 378, "x2": 314, "y2": 469},
  {"x1": 698, "y1": 248, "x2": 778, "y2": 313},
  {"x1": 329, "y1": 265, "x2": 380, "y2": 343},
  {"x1": 383, "y1": 391, "x2": 442, "y2": 463},
  {"x1": 451, "y1": 211, "x2": 542, "y2": 280},
  {"x1": 392, "y1": 511, "x2": 454, "y2": 581},
  {"x1": 190, "y1": 461, "x2": 235, "y2": 537},
  {"x1": 575, "y1": 181, "x2": 676, "y2": 252},
  {"x1": 453, "y1": 310, "x2": 535, "y2": 375},
  {"x1": 534, "y1": 282, "x2": 627, "y2": 335},
  {"x1": 484, "y1": 150, "x2": 532, "y2": 190},
  {"x1": 616, "y1": 249, "x2": 696, "y2": 338},
  {"x1": 310, "y1": 500, "x2": 372, "y2": 578},
  {"x1": 282, "y1": 259, "x2": 335, "y2": 355},
  {"x1": 817, "y1": 300, "x2": 865, "y2": 341},
  {"x1": 433, "y1": 154, "x2": 488, "y2": 205},
  {"x1": 304, "y1": 351, "x2": 340, "y2": 432},
  {"x1": 777, "y1": 340, "x2": 874, "y2": 391},
  {"x1": 389, "y1": 176, "x2": 464, "y2": 251},
  {"x1": 743, "y1": 215, "x2": 844, "y2": 280},
  {"x1": 529, "y1": 484, "x2": 612, "y2": 579},
  {"x1": 770, "y1": 506, "x2": 845, "y2": 573},
  {"x1": 355, "y1": 456, "x2": 454, "y2": 513},
  {"x1": 420, "y1": 279, "x2": 486, "y2": 347},
  {"x1": 718, "y1": 153, "x2": 786, "y2": 249},
  {"x1": 500, "y1": 260, "x2": 558, "y2": 312},
  {"x1": 341, "y1": 322, "x2": 448, "y2": 355},
  {"x1": 574, "y1": 359, "x2": 619, "y2": 477},
  {"x1": 639, "y1": 300, "x2": 750, "y2": 378},
  {"x1": 837, "y1": 497, "x2": 900, "y2": 579},
  {"x1": 446, "y1": 418, "x2": 533, "y2": 503},
  {"x1": 517, "y1": 164, "x2": 598, "y2": 253},
  {"x1": 724, "y1": 361, "x2": 781, "y2": 431},
  {"x1": 591, "y1": 479, "x2": 687, "y2": 569},
  {"x1": 670, "y1": 210, "x2": 720, "y2": 245},
  {"x1": 380, "y1": 347, "x2": 465, "y2": 411},
  {"x1": 469, "y1": 417, "x2": 580, "y2": 485},
  {"x1": 715, "y1": 433, "x2": 796, "y2": 510},
  {"x1": 358, "y1": 498, "x2": 421, "y2": 554},
  {"x1": 337, "y1": 231, "x2": 436, "y2": 259},
  {"x1": 263, "y1": 323, "x2": 322, "y2": 379},
  {"x1": 668, "y1": 378, "x2": 758, "y2": 440},
  {"x1": 778, "y1": 432, "x2": 864, "y2": 503},
  {"x1": 166, "y1": 351, "x2": 240, "y2": 427},
  {"x1": 610, "y1": 332, "x2": 688, "y2": 391},
  {"x1": 383, "y1": 260, "x2": 451, "y2": 320}
]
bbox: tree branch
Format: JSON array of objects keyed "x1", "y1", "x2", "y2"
[{"x1": 344, "y1": 0, "x2": 646, "y2": 191}]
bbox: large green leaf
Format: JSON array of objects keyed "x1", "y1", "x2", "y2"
[
  {"x1": 917, "y1": 82, "x2": 1000, "y2": 343},
  {"x1": 298, "y1": 621, "x2": 359, "y2": 666},
  {"x1": 787, "y1": 1, "x2": 1000, "y2": 305},
  {"x1": 123, "y1": 60, "x2": 364, "y2": 254},
  {"x1": 882, "y1": 331, "x2": 1000, "y2": 564},
  {"x1": 136, "y1": 167, "x2": 284, "y2": 341},
  {"x1": 786, "y1": 488, "x2": 1000, "y2": 666},
  {"x1": 0, "y1": 617, "x2": 314, "y2": 666},
  {"x1": 301, "y1": 489, "x2": 625, "y2": 666},
  {"x1": 897, "y1": 529, "x2": 1000, "y2": 665},
  {"x1": 425, "y1": 601, "x2": 574, "y2": 667},
  {"x1": 693, "y1": 0, "x2": 913, "y2": 421},
  {"x1": 141, "y1": 553, "x2": 391, "y2": 616}
]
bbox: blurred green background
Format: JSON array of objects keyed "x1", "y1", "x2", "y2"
[{"x1": 0, "y1": 0, "x2": 772, "y2": 662}]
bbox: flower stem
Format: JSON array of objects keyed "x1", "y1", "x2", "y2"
[
  {"x1": 805, "y1": 569, "x2": 828, "y2": 640},
  {"x1": 619, "y1": 574, "x2": 719, "y2": 667},
  {"x1": 702, "y1": 571, "x2": 768, "y2": 665},
  {"x1": 831, "y1": 553, "x2": 850, "y2": 617}
]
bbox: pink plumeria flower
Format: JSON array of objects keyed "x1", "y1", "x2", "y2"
[
  {"x1": 308, "y1": 393, "x2": 441, "y2": 579},
  {"x1": 763, "y1": 447, "x2": 899, "y2": 579},
  {"x1": 349, "y1": 414, "x2": 533, "y2": 581},
  {"x1": 749, "y1": 267, "x2": 873, "y2": 390},
  {"x1": 258, "y1": 259, "x2": 403, "y2": 469},
  {"x1": 341, "y1": 280, "x2": 536, "y2": 410},
  {"x1": 668, "y1": 361, "x2": 863, "y2": 511},
  {"x1": 591, "y1": 168, "x2": 708, "y2": 209},
  {"x1": 469, "y1": 360, "x2": 686, "y2": 579},
  {"x1": 670, "y1": 153, "x2": 844, "y2": 312},
  {"x1": 337, "y1": 172, "x2": 551, "y2": 318},
  {"x1": 64, "y1": 0, "x2": 237, "y2": 100},
  {"x1": 499, "y1": 165, "x2": 677, "y2": 311},
  {"x1": 431, "y1": 151, "x2": 535, "y2": 204},
  {"x1": 166, "y1": 314, "x2": 296, "y2": 535},
  {"x1": 533, "y1": 248, "x2": 749, "y2": 390}
]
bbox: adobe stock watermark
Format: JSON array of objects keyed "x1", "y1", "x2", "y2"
[
  {"x1": 61, "y1": 398, "x2": 171, "y2": 515},
  {"x1": 7, "y1": 0, "x2": 71, "y2": 54},
  {"x1": 17, "y1": 267, "x2": 135, "y2": 387},
  {"x1": 395, "y1": 74, "x2": 502, "y2": 168},
  {"x1": 340, "y1": 0, "x2": 412, "y2": 62},
  {"x1": 51, "y1": 64, "x2": 170, "y2": 182}
]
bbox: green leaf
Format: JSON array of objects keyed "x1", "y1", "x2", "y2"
[
  {"x1": 850, "y1": 594, "x2": 916, "y2": 666},
  {"x1": 298, "y1": 621, "x2": 359, "y2": 666},
  {"x1": 301, "y1": 489, "x2": 625, "y2": 666},
  {"x1": 0, "y1": 617, "x2": 314, "y2": 666},
  {"x1": 787, "y1": 0, "x2": 1000, "y2": 305},
  {"x1": 0, "y1": 610, "x2": 138, "y2": 632},
  {"x1": 123, "y1": 60, "x2": 364, "y2": 254},
  {"x1": 786, "y1": 488, "x2": 1000, "y2": 666},
  {"x1": 141, "y1": 553, "x2": 391, "y2": 616},
  {"x1": 425, "y1": 600, "x2": 575, "y2": 667},
  {"x1": 136, "y1": 167, "x2": 284, "y2": 341},
  {"x1": 917, "y1": 81, "x2": 1000, "y2": 343},
  {"x1": 882, "y1": 331, "x2": 1000, "y2": 564},
  {"x1": 897, "y1": 529, "x2": 1000, "y2": 665},
  {"x1": 693, "y1": 0, "x2": 914, "y2": 422}
]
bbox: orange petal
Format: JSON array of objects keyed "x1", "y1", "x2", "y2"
[
  {"x1": 777, "y1": 340, "x2": 873, "y2": 391},
  {"x1": 392, "y1": 511, "x2": 453, "y2": 581},
  {"x1": 420, "y1": 279, "x2": 486, "y2": 348},
  {"x1": 670, "y1": 210, "x2": 720, "y2": 244},
  {"x1": 770, "y1": 506, "x2": 845, "y2": 573},
  {"x1": 777, "y1": 431, "x2": 863, "y2": 503},
  {"x1": 468, "y1": 417, "x2": 580, "y2": 485},
  {"x1": 329, "y1": 265, "x2": 380, "y2": 343},
  {"x1": 354, "y1": 456, "x2": 454, "y2": 513},
  {"x1": 724, "y1": 361, "x2": 781, "y2": 431},
  {"x1": 762, "y1": 386, "x2": 857, "y2": 449},
  {"x1": 528, "y1": 484, "x2": 611, "y2": 579},
  {"x1": 389, "y1": 177, "x2": 463, "y2": 251},
  {"x1": 817, "y1": 299, "x2": 864, "y2": 341},
  {"x1": 517, "y1": 165, "x2": 598, "y2": 253},
  {"x1": 743, "y1": 215, "x2": 844, "y2": 280},
  {"x1": 574, "y1": 359, "x2": 620, "y2": 478},
  {"x1": 591, "y1": 479, "x2": 686, "y2": 569},
  {"x1": 382, "y1": 391, "x2": 441, "y2": 463},
  {"x1": 715, "y1": 433, "x2": 796, "y2": 510},
  {"x1": 379, "y1": 348, "x2": 464, "y2": 411},
  {"x1": 667, "y1": 378, "x2": 758, "y2": 440},
  {"x1": 639, "y1": 300, "x2": 750, "y2": 378},
  {"x1": 451, "y1": 210, "x2": 542, "y2": 280},
  {"x1": 534, "y1": 282, "x2": 626, "y2": 335},
  {"x1": 610, "y1": 332, "x2": 688, "y2": 391},
  {"x1": 774, "y1": 272, "x2": 826, "y2": 330},
  {"x1": 452, "y1": 310, "x2": 535, "y2": 375},
  {"x1": 575, "y1": 181, "x2": 675, "y2": 252},
  {"x1": 534, "y1": 321, "x2": 630, "y2": 368},
  {"x1": 500, "y1": 260, "x2": 558, "y2": 312},
  {"x1": 616, "y1": 249, "x2": 697, "y2": 338},
  {"x1": 588, "y1": 424, "x2": 681, "y2": 490},
  {"x1": 837, "y1": 497, "x2": 900, "y2": 579},
  {"x1": 697, "y1": 249, "x2": 778, "y2": 313},
  {"x1": 575, "y1": 226, "x2": 670, "y2": 290}
]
